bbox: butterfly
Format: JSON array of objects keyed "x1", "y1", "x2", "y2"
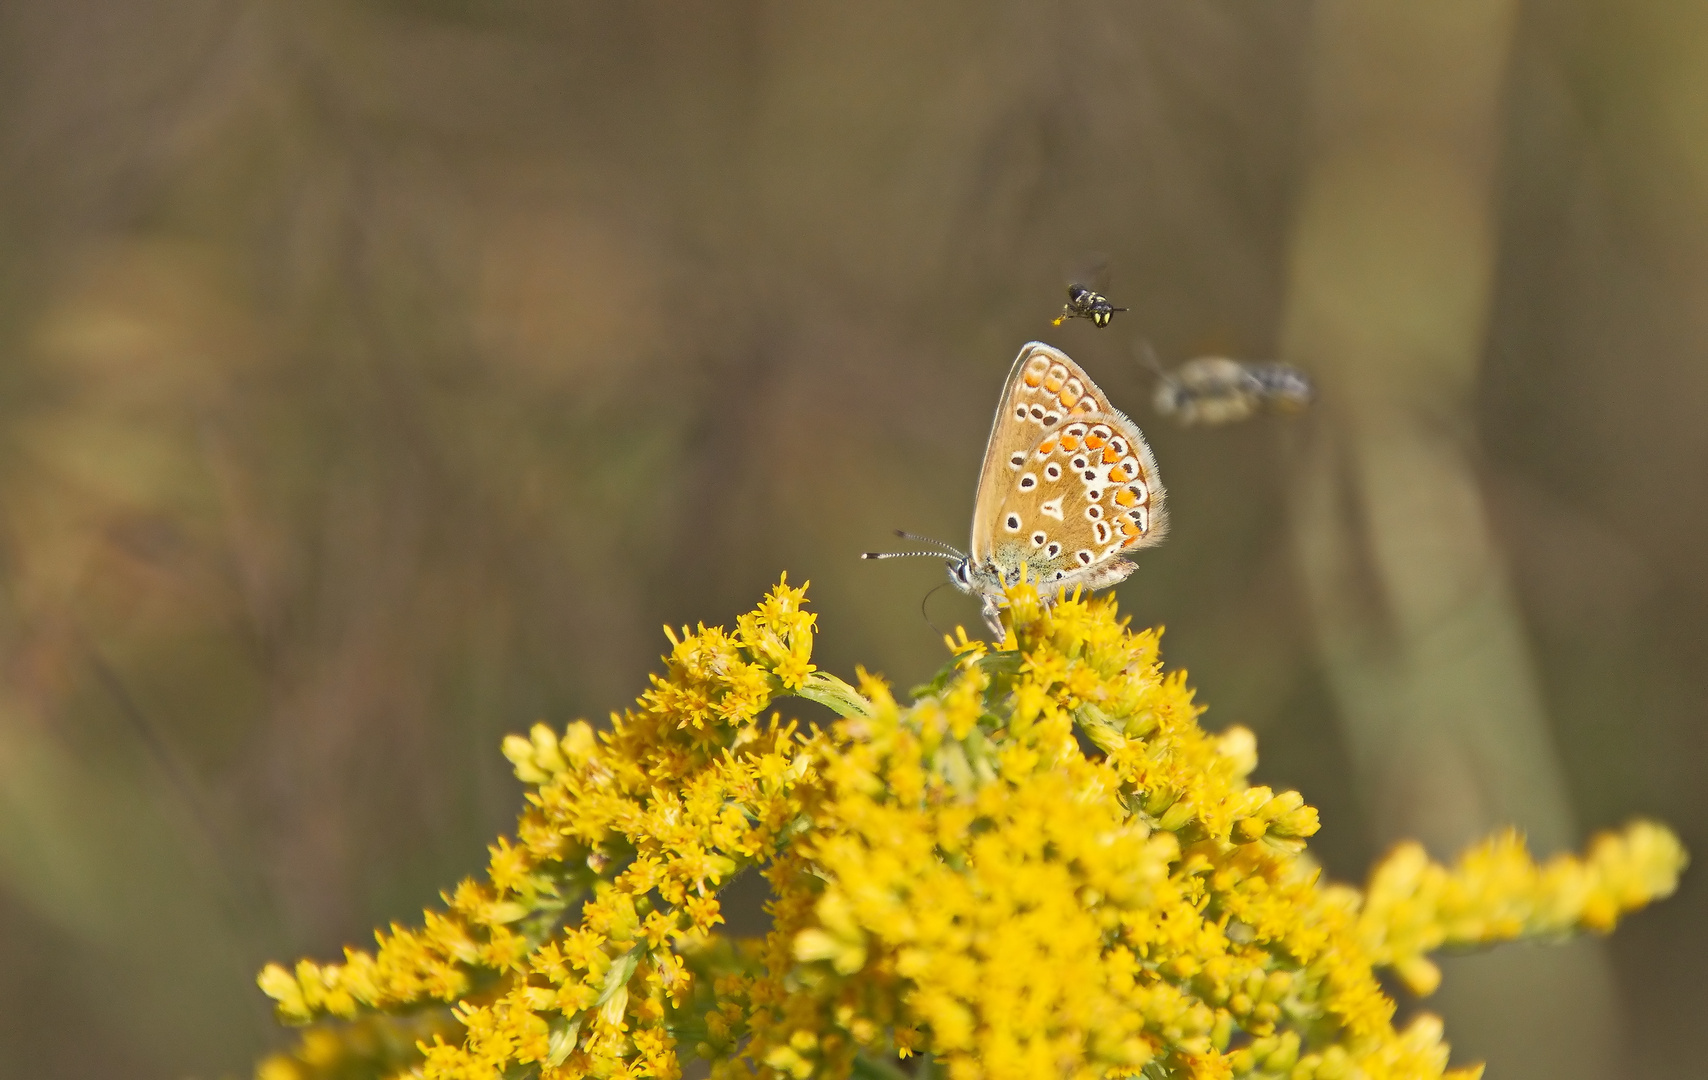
[
  {"x1": 865, "y1": 341, "x2": 1167, "y2": 637},
  {"x1": 1140, "y1": 341, "x2": 1314, "y2": 426}
]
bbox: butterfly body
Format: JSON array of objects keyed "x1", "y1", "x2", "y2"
[
  {"x1": 1053, "y1": 284, "x2": 1128, "y2": 328},
  {"x1": 953, "y1": 342, "x2": 1166, "y2": 634}
]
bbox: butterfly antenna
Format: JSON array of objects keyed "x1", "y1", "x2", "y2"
[
  {"x1": 860, "y1": 550, "x2": 952, "y2": 561},
  {"x1": 891, "y1": 530, "x2": 967, "y2": 559}
]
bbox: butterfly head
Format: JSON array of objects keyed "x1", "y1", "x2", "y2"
[
  {"x1": 862, "y1": 536, "x2": 1012, "y2": 637},
  {"x1": 946, "y1": 555, "x2": 1026, "y2": 638}
]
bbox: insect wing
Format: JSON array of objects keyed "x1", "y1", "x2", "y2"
[
  {"x1": 970, "y1": 345, "x2": 1154, "y2": 563},
  {"x1": 1064, "y1": 251, "x2": 1112, "y2": 294},
  {"x1": 977, "y1": 410, "x2": 1167, "y2": 594}
]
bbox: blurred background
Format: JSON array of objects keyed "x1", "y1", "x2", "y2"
[{"x1": 0, "y1": 2, "x2": 1703, "y2": 1077}]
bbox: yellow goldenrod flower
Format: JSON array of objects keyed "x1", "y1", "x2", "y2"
[{"x1": 257, "y1": 577, "x2": 1684, "y2": 1080}]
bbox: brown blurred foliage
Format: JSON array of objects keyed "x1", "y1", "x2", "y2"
[{"x1": 0, "y1": 2, "x2": 1701, "y2": 1078}]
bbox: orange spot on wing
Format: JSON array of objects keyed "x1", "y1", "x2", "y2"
[
  {"x1": 1024, "y1": 372, "x2": 1043, "y2": 388},
  {"x1": 1084, "y1": 434, "x2": 1105, "y2": 449},
  {"x1": 1058, "y1": 435, "x2": 1080, "y2": 452},
  {"x1": 1070, "y1": 400, "x2": 1095, "y2": 416},
  {"x1": 1101, "y1": 446, "x2": 1120, "y2": 464},
  {"x1": 1114, "y1": 489, "x2": 1137, "y2": 507},
  {"x1": 1044, "y1": 375, "x2": 1064, "y2": 393},
  {"x1": 1038, "y1": 439, "x2": 1057, "y2": 455},
  {"x1": 1058, "y1": 390, "x2": 1079, "y2": 408},
  {"x1": 1121, "y1": 521, "x2": 1140, "y2": 541},
  {"x1": 1110, "y1": 465, "x2": 1132, "y2": 483}
]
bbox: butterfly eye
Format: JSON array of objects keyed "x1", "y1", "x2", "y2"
[
  {"x1": 1008, "y1": 451, "x2": 1026, "y2": 469},
  {"x1": 1044, "y1": 463, "x2": 1061, "y2": 481},
  {"x1": 1004, "y1": 513, "x2": 1022, "y2": 532},
  {"x1": 1076, "y1": 549, "x2": 1094, "y2": 566},
  {"x1": 1019, "y1": 474, "x2": 1038, "y2": 491},
  {"x1": 1045, "y1": 542, "x2": 1062, "y2": 558},
  {"x1": 1031, "y1": 531, "x2": 1047, "y2": 547}
]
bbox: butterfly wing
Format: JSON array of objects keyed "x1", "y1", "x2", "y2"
[
  {"x1": 970, "y1": 342, "x2": 1118, "y2": 560},
  {"x1": 975, "y1": 411, "x2": 1168, "y2": 594}
]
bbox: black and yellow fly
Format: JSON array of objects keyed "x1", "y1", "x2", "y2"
[{"x1": 1052, "y1": 283, "x2": 1129, "y2": 328}]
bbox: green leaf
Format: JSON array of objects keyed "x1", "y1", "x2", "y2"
[
  {"x1": 790, "y1": 672, "x2": 874, "y2": 718},
  {"x1": 597, "y1": 945, "x2": 644, "y2": 1007},
  {"x1": 547, "y1": 1014, "x2": 583, "y2": 1067}
]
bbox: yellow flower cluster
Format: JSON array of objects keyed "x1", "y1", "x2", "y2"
[
  {"x1": 260, "y1": 575, "x2": 833, "y2": 1080},
  {"x1": 1356, "y1": 821, "x2": 1687, "y2": 997},
  {"x1": 257, "y1": 577, "x2": 1685, "y2": 1080}
]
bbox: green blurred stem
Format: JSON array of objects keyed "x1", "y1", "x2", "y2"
[{"x1": 1279, "y1": 3, "x2": 1616, "y2": 1078}]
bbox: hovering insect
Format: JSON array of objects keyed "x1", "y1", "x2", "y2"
[
  {"x1": 1051, "y1": 254, "x2": 1129, "y2": 328},
  {"x1": 1140, "y1": 341, "x2": 1315, "y2": 426},
  {"x1": 1052, "y1": 283, "x2": 1129, "y2": 328}
]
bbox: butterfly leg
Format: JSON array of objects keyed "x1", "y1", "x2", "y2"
[{"x1": 981, "y1": 598, "x2": 1006, "y2": 640}]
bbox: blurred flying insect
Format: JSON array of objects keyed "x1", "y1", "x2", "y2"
[
  {"x1": 1139, "y1": 341, "x2": 1315, "y2": 426},
  {"x1": 1051, "y1": 253, "x2": 1129, "y2": 328}
]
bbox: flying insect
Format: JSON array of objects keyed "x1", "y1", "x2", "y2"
[
  {"x1": 1140, "y1": 341, "x2": 1315, "y2": 426},
  {"x1": 1052, "y1": 282, "x2": 1129, "y2": 328}
]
